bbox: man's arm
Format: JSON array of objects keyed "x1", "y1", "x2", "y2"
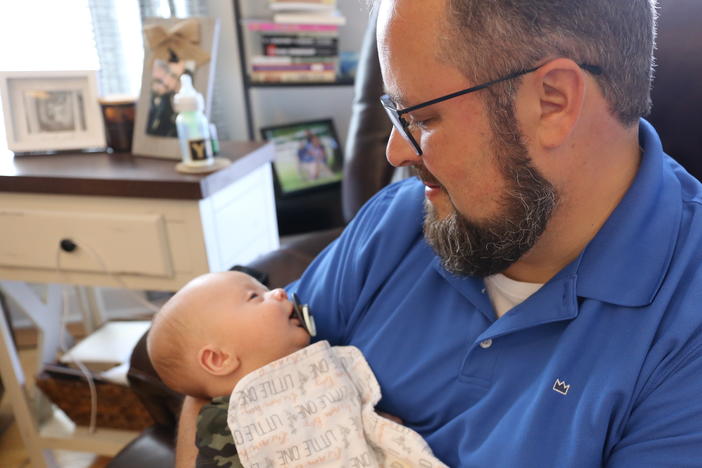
[
  {"x1": 175, "y1": 396, "x2": 208, "y2": 468},
  {"x1": 606, "y1": 345, "x2": 702, "y2": 467}
]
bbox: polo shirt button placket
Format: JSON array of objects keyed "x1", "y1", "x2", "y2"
[{"x1": 458, "y1": 337, "x2": 497, "y2": 388}]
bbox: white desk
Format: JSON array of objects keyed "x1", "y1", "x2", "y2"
[{"x1": 0, "y1": 142, "x2": 279, "y2": 467}]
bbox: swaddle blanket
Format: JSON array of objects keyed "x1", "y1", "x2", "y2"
[{"x1": 227, "y1": 340, "x2": 447, "y2": 468}]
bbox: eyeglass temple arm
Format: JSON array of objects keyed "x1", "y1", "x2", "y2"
[{"x1": 398, "y1": 62, "x2": 602, "y2": 116}]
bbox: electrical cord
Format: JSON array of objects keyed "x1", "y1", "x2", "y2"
[
  {"x1": 60, "y1": 238, "x2": 161, "y2": 315},
  {"x1": 54, "y1": 244, "x2": 98, "y2": 433},
  {"x1": 53, "y1": 237, "x2": 161, "y2": 433}
]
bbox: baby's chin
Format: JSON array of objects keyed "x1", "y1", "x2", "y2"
[
  {"x1": 299, "y1": 333, "x2": 312, "y2": 348},
  {"x1": 294, "y1": 330, "x2": 312, "y2": 349}
]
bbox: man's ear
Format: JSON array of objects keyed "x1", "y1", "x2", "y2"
[
  {"x1": 197, "y1": 345, "x2": 240, "y2": 376},
  {"x1": 533, "y1": 58, "x2": 587, "y2": 149}
]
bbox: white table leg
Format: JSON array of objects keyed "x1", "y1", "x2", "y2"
[
  {"x1": 0, "y1": 281, "x2": 59, "y2": 468},
  {"x1": 1, "y1": 282, "x2": 65, "y2": 378},
  {"x1": 74, "y1": 286, "x2": 108, "y2": 333}
]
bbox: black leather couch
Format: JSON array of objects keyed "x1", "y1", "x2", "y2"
[{"x1": 646, "y1": 0, "x2": 702, "y2": 181}]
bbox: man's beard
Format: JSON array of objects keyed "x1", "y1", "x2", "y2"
[{"x1": 421, "y1": 112, "x2": 558, "y2": 277}]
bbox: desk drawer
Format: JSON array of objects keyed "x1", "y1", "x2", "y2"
[{"x1": 0, "y1": 209, "x2": 172, "y2": 277}]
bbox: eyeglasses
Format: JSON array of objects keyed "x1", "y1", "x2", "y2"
[{"x1": 380, "y1": 62, "x2": 603, "y2": 156}]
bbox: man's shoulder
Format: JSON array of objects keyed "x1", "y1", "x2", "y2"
[
  {"x1": 644, "y1": 155, "x2": 702, "y2": 358},
  {"x1": 665, "y1": 154, "x2": 702, "y2": 206},
  {"x1": 663, "y1": 154, "x2": 702, "y2": 255}
]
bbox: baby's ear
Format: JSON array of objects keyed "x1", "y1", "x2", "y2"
[{"x1": 197, "y1": 345, "x2": 240, "y2": 376}]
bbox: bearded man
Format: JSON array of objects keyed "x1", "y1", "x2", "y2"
[{"x1": 178, "y1": 1, "x2": 702, "y2": 466}]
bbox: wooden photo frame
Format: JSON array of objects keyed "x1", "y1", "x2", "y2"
[
  {"x1": 260, "y1": 118, "x2": 343, "y2": 197},
  {"x1": 0, "y1": 70, "x2": 106, "y2": 153},
  {"x1": 132, "y1": 17, "x2": 220, "y2": 159}
]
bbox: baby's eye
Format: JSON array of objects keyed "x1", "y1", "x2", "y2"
[{"x1": 247, "y1": 292, "x2": 259, "y2": 301}]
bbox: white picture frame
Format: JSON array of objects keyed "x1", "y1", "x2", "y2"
[
  {"x1": 132, "y1": 17, "x2": 220, "y2": 160},
  {"x1": 0, "y1": 70, "x2": 106, "y2": 153}
]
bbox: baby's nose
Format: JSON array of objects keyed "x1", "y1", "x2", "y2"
[{"x1": 269, "y1": 288, "x2": 287, "y2": 301}]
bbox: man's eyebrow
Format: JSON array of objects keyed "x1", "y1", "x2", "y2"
[{"x1": 383, "y1": 88, "x2": 409, "y2": 109}]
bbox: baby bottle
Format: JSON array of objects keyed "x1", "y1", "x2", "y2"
[{"x1": 174, "y1": 74, "x2": 213, "y2": 166}]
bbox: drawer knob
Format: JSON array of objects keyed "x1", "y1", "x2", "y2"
[{"x1": 60, "y1": 239, "x2": 77, "y2": 253}]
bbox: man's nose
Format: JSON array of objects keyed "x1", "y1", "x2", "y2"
[{"x1": 386, "y1": 127, "x2": 421, "y2": 168}]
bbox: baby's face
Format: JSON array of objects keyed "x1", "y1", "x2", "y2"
[{"x1": 207, "y1": 273, "x2": 311, "y2": 370}]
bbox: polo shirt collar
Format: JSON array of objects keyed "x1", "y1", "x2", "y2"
[
  {"x1": 432, "y1": 120, "x2": 678, "y2": 327},
  {"x1": 574, "y1": 119, "x2": 680, "y2": 307}
]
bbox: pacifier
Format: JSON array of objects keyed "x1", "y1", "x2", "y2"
[{"x1": 291, "y1": 292, "x2": 317, "y2": 337}]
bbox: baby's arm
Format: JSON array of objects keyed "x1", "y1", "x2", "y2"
[{"x1": 176, "y1": 396, "x2": 208, "y2": 468}]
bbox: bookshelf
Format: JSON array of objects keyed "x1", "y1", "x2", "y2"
[
  {"x1": 232, "y1": 0, "x2": 369, "y2": 235},
  {"x1": 247, "y1": 78, "x2": 354, "y2": 88},
  {"x1": 232, "y1": 0, "x2": 364, "y2": 139}
]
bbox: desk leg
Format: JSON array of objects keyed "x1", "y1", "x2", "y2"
[
  {"x1": 0, "y1": 282, "x2": 60, "y2": 468},
  {"x1": 76, "y1": 286, "x2": 107, "y2": 333}
]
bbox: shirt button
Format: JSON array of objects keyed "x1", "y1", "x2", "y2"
[{"x1": 479, "y1": 339, "x2": 493, "y2": 349}]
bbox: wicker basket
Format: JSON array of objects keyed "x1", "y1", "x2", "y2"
[{"x1": 36, "y1": 364, "x2": 154, "y2": 431}]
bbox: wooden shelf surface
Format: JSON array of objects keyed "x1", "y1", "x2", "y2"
[{"x1": 0, "y1": 141, "x2": 274, "y2": 200}]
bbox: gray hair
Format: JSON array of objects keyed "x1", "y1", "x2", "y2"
[{"x1": 440, "y1": 0, "x2": 658, "y2": 125}]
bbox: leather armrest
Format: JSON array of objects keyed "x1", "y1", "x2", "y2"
[
  {"x1": 127, "y1": 331, "x2": 184, "y2": 428},
  {"x1": 249, "y1": 227, "x2": 342, "y2": 288},
  {"x1": 106, "y1": 425, "x2": 175, "y2": 468}
]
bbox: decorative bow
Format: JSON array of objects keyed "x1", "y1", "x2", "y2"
[{"x1": 143, "y1": 19, "x2": 211, "y2": 66}]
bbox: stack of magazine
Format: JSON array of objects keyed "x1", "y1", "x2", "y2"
[{"x1": 244, "y1": 0, "x2": 346, "y2": 83}]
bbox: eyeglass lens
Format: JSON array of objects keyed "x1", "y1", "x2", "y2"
[{"x1": 381, "y1": 103, "x2": 423, "y2": 155}]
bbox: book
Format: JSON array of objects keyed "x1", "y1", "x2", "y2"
[
  {"x1": 264, "y1": 45, "x2": 338, "y2": 57},
  {"x1": 245, "y1": 19, "x2": 340, "y2": 32},
  {"x1": 273, "y1": 10, "x2": 347, "y2": 26},
  {"x1": 58, "y1": 321, "x2": 151, "y2": 372},
  {"x1": 262, "y1": 34, "x2": 338, "y2": 47},
  {"x1": 252, "y1": 63, "x2": 336, "y2": 72},
  {"x1": 260, "y1": 33, "x2": 339, "y2": 57},
  {"x1": 269, "y1": 0, "x2": 336, "y2": 11},
  {"x1": 250, "y1": 70, "x2": 337, "y2": 83},
  {"x1": 250, "y1": 55, "x2": 338, "y2": 65}
]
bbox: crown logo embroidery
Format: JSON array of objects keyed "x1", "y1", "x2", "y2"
[{"x1": 553, "y1": 379, "x2": 570, "y2": 395}]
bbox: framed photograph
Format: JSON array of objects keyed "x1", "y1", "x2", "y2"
[
  {"x1": 132, "y1": 17, "x2": 220, "y2": 159},
  {"x1": 260, "y1": 118, "x2": 343, "y2": 197},
  {"x1": 0, "y1": 70, "x2": 106, "y2": 153}
]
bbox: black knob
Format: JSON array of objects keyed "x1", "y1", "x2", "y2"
[{"x1": 60, "y1": 239, "x2": 77, "y2": 253}]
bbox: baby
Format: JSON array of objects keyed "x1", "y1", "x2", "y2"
[
  {"x1": 147, "y1": 271, "x2": 311, "y2": 400},
  {"x1": 147, "y1": 271, "x2": 446, "y2": 468}
]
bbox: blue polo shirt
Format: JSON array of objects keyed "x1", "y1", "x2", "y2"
[{"x1": 288, "y1": 120, "x2": 702, "y2": 467}]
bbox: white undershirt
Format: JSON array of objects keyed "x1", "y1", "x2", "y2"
[{"x1": 484, "y1": 273, "x2": 544, "y2": 318}]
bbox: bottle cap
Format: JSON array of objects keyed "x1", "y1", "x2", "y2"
[{"x1": 174, "y1": 74, "x2": 204, "y2": 113}]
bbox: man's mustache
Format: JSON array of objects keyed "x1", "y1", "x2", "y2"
[{"x1": 412, "y1": 164, "x2": 442, "y2": 188}]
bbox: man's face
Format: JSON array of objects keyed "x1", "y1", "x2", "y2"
[{"x1": 377, "y1": 0, "x2": 557, "y2": 277}]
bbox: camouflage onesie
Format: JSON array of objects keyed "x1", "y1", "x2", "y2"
[{"x1": 195, "y1": 396, "x2": 243, "y2": 468}]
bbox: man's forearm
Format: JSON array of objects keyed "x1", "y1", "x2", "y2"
[{"x1": 175, "y1": 396, "x2": 208, "y2": 468}]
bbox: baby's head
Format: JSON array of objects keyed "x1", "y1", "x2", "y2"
[{"x1": 147, "y1": 271, "x2": 311, "y2": 398}]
